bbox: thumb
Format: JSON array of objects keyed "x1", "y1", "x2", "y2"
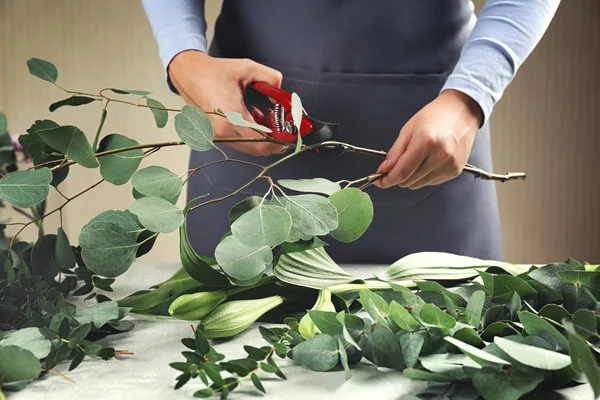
[{"x1": 243, "y1": 60, "x2": 283, "y2": 88}]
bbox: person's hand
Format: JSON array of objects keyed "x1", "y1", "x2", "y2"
[
  {"x1": 168, "y1": 50, "x2": 286, "y2": 156},
  {"x1": 374, "y1": 89, "x2": 483, "y2": 190}
]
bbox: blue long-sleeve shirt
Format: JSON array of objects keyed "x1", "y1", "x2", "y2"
[{"x1": 141, "y1": 0, "x2": 560, "y2": 126}]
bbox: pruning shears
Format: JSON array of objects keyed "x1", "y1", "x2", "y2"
[{"x1": 251, "y1": 82, "x2": 339, "y2": 147}]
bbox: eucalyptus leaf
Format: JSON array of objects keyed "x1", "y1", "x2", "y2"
[
  {"x1": 568, "y1": 329, "x2": 600, "y2": 398},
  {"x1": 359, "y1": 289, "x2": 389, "y2": 323},
  {"x1": 97, "y1": 134, "x2": 143, "y2": 185},
  {"x1": 90, "y1": 210, "x2": 141, "y2": 239},
  {"x1": 128, "y1": 197, "x2": 184, "y2": 233},
  {"x1": 55, "y1": 227, "x2": 76, "y2": 270},
  {"x1": 465, "y1": 290, "x2": 485, "y2": 327},
  {"x1": 337, "y1": 338, "x2": 352, "y2": 379},
  {"x1": 27, "y1": 58, "x2": 58, "y2": 83},
  {"x1": 146, "y1": 98, "x2": 168, "y2": 128},
  {"x1": 479, "y1": 271, "x2": 537, "y2": 298},
  {"x1": 493, "y1": 336, "x2": 572, "y2": 370},
  {"x1": 174, "y1": 105, "x2": 214, "y2": 151},
  {"x1": 328, "y1": 188, "x2": 373, "y2": 242},
  {"x1": 73, "y1": 301, "x2": 120, "y2": 329},
  {"x1": 388, "y1": 300, "x2": 421, "y2": 331},
  {"x1": 229, "y1": 196, "x2": 261, "y2": 225},
  {"x1": 49, "y1": 95, "x2": 98, "y2": 112},
  {"x1": 0, "y1": 345, "x2": 41, "y2": 383},
  {"x1": 528, "y1": 263, "x2": 573, "y2": 293},
  {"x1": 271, "y1": 194, "x2": 338, "y2": 242},
  {"x1": 79, "y1": 221, "x2": 138, "y2": 277},
  {"x1": 109, "y1": 88, "x2": 152, "y2": 96},
  {"x1": 420, "y1": 303, "x2": 456, "y2": 331},
  {"x1": 400, "y1": 330, "x2": 427, "y2": 368},
  {"x1": 215, "y1": 235, "x2": 272, "y2": 286},
  {"x1": 291, "y1": 92, "x2": 303, "y2": 151},
  {"x1": 472, "y1": 365, "x2": 545, "y2": 400},
  {"x1": 444, "y1": 337, "x2": 511, "y2": 367},
  {"x1": 131, "y1": 166, "x2": 182, "y2": 204},
  {"x1": 0, "y1": 327, "x2": 51, "y2": 359},
  {"x1": 289, "y1": 334, "x2": 339, "y2": 372},
  {"x1": 0, "y1": 168, "x2": 52, "y2": 208},
  {"x1": 37, "y1": 125, "x2": 98, "y2": 168},
  {"x1": 539, "y1": 304, "x2": 571, "y2": 323},
  {"x1": 517, "y1": 311, "x2": 569, "y2": 352},
  {"x1": 480, "y1": 322, "x2": 520, "y2": 342},
  {"x1": 223, "y1": 111, "x2": 271, "y2": 133},
  {"x1": 572, "y1": 308, "x2": 597, "y2": 340},
  {"x1": 402, "y1": 368, "x2": 454, "y2": 382},
  {"x1": 558, "y1": 270, "x2": 600, "y2": 290},
  {"x1": 361, "y1": 322, "x2": 405, "y2": 370},
  {"x1": 231, "y1": 203, "x2": 292, "y2": 246},
  {"x1": 278, "y1": 178, "x2": 341, "y2": 196},
  {"x1": 416, "y1": 281, "x2": 466, "y2": 307}
]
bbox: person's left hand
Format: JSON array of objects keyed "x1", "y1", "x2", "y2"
[{"x1": 374, "y1": 89, "x2": 483, "y2": 190}]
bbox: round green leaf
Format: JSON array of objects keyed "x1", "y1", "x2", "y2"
[
  {"x1": 27, "y1": 58, "x2": 57, "y2": 83},
  {"x1": 37, "y1": 125, "x2": 98, "y2": 168},
  {"x1": 328, "y1": 188, "x2": 373, "y2": 242},
  {"x1": 146, "y1": 98, "x2": 168, "y2": 128},
  {"x1": 465, "y1": 290, "x2": 486, "y2": 327},
  {"x1": 0, "y1": 345, "x2": 41, "y2": 383},
  {"x1": 289, "y1": 334, "x2": 339, "y2": 372},
  {"x1": 90, "y1": 210, "x2": 141, "y2": 240},
  {"x1": 128, "y1": 197, "x2": 184, "y2": 233},
  {"x1": 214, "y1": 235, "x2": 272, "y2": 285},
  {"x1": 0, "y1": 328, "x2": 51, "y2": 359},
  {"x1": 231, "y1": 204, "x2": 292, "y2": 246},
  {"x1": 272, "y1": 194, "x2": 338, "y2": 242},
  {"x1": 174, "y1": 105, "x2": 214, "y2": 151},
  {"x1": 278, "y1": 178, "x2": 341, "y2": 196},
  {"x1": 229, "y1": 196, "x2": 262, "y2": 225},
  {"x1": 517, "y1": 311, "x2": 569, "y2": 351},
  {"x1": 97, "y1": 134, "x2": 143, "y2": 185},
  {"x1": 493, "y1": 336, "x2": 572, "y2": 370},
  {"x1": 0, "y1": 168, "x2": 52, "y2": 208},
  {"x1": 79, "y1": 221, "x2": 138, "y2": 278}
]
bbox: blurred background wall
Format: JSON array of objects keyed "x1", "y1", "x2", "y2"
[{"x1": 0, "y1": 0, "x2": 598, "y2": 265}]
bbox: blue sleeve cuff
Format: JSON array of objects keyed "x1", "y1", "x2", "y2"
[{"x1": 441, "y1": 74, "x2": 496, "y2": 128}]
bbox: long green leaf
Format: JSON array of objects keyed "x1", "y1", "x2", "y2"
[{"x1": 274, "y1": 246, "x2": 359, "y2": 289}]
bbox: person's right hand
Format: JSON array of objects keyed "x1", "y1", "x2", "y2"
[{"x1": 168, "y1": 50, "x2": 286, "y2": 156}]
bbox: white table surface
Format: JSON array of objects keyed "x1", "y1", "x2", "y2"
[{"x1": 7, "y1": 262, "x2": 595, "y2": 400}]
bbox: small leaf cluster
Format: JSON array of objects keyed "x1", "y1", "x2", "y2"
[
  {"x1": 283, "y1": 258, "x2": 600, "y2": 400},
  {"x1": 170, "y1": 319, "x2": 300, "y2": 399},
  {"x1": 0, "y1": 237, "x2": 133, "y2": 394}
]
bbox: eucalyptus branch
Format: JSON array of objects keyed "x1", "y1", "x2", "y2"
[{"x1": 9, "y1": 179, "x2": 104, "y2": 247}]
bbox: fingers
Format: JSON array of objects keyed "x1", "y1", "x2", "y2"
[
  {"x1": 242, "y1": 59, "x2": 283, "y2": 88},
  {"x1": 376, "y1": 138, "x2": 426, "y2": 188}
]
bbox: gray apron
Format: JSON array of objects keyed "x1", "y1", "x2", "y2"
[{"x1": 186, "y1": 0, "x2": 503, "y2": 264}]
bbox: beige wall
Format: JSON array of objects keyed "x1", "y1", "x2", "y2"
[{"x1": 0, "y1": 0, "x2": 598, "y2": 265}]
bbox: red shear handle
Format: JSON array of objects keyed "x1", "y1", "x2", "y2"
[{"x1": 251, "y1": 81, "x2": 293, "y2": 110}]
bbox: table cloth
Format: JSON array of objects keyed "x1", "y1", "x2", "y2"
[{"x1": 8, "y1": 262, "x2": 595, "y2": 400}]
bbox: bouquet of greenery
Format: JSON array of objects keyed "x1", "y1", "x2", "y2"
[{"x1": 1, "y1": 58, "x2": 598, "y2": 400}]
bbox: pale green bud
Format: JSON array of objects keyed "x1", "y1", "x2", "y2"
[
  {"x1": 201, "y1": 295, "x2": 284, "y2": 339},
  {"x1": 168, "y1": 290, "x2": 228, "y2": 321},
  {"x1": 298, "y1": 288, "x2": 336, "y2": 339}
]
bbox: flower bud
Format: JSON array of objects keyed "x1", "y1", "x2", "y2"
[
  {"x1": 298, "y1": 288, "x2": 336, "y2": 339},
  {"x1": 201, "y1": 295, "x2": 283, "y2": 339},
  {"x1": 168, "y1": 290, "x2": 228, "y2": 321}
]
